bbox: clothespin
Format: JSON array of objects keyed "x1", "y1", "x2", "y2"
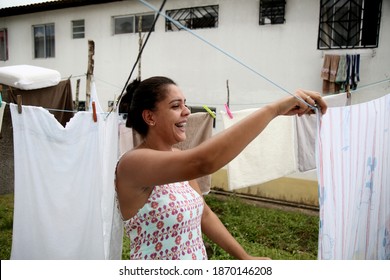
[
  {"x1": 224, "y1": 103, "x2": 233, "y2": 119},
  {"x1": 92, "y1": 101, "x2": 97, "y2": 122},
  {"x1": 0, "y1": 92, "x2": 2, "y2": 108},
  {"x1": 346, "y1": 84, "x2": 351, "y2": 99},
  {"x1": 17, "y1": 95, "x2": 22, "y2": 114},
  {"x1": 202, "y1": 105, "x2": 216, "y2": 119}
]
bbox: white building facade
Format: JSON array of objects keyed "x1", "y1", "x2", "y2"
[{"x1": 1, "y1": 0, "x2": 388, "y2": 129}]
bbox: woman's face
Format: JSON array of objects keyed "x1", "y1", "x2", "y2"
[{"x1": 151, "y1": 84, "x2": 191, "y2": 145}]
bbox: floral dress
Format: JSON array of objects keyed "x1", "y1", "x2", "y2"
[{"x1": 123, "y1": 181, "x2": 207, "y2": 260}]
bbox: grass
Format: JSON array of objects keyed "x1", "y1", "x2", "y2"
[
  {"x1": 203, "y1": 194, "x2": 318, "y2": 260},
  {"x1": 0, "y1": 194, "x2": 14, "y2": 260},
  {"x1": 0, "y1": 192, "x2": 319, "y2": 260}
]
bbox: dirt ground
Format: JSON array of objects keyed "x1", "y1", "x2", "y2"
[{"x1": 0, "y1": 104, "x2": 14, "y2": 195}]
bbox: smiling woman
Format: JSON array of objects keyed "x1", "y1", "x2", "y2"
[{"x1": 114, "y1": 75, "x2": 327, "y2": 260}]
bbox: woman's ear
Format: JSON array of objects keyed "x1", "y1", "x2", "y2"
[{"x1": 142, "y1": 110, "x2": 156, "y2": 126}]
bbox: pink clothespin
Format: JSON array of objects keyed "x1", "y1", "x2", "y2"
[{"x1": 224, "y1": 103, "x2": 233, "y2": 119}]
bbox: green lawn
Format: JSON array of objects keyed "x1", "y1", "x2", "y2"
[{"x1": 0, "y1": 193, "x2": 319, "y2": 260}]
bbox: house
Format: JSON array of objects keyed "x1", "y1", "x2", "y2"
[{"x1": 1, "y1": 0, "x2": 389, "y2": 206}]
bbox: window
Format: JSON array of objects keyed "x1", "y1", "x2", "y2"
[
  {"x1": 166, "y1": 5, "x2": 219, "y2": 31},
  {"x1": 114, "y1": 13, "x2": 155, "y2": 34},
  {"x1": 33, "y1": 23, "x2": 55, "y2": 58},
  {"x1": 0, "y1": 28, "x2": 8, "y2": 61},
  {"x1": 259, "y1": 0, "x2": 286, "y2": 25},
  {"x1": 72, "y1": 20, "x2": 85, "y2": 39},
  {"x1": 318, "y1": 0, "x2": 382, "y2": 49}
]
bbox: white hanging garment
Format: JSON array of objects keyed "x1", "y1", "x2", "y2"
[
  {"x1": 316, "y1": 93, "x2": 390, "y2": 259},
  {"x1": 10, "y1": 100, "x2": 122, "y2": 259},
  {"x1": 221, "y1": 108, "x2": 297, "y2": 190},
  {"x1": 296, "y1": 92, "x2": 352, "y2": 172},
  {"x1": 89, "y1": 81, "x2": 123, "y2": 260}
]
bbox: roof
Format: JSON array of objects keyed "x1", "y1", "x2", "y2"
[{"x1": 0, "y1": 0, "x2": 125, "y2": 17}]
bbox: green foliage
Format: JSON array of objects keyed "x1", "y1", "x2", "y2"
[{"x1": 0, "y1": 193, "x2": 318, "y2": 260}]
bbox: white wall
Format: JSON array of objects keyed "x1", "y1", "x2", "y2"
[{"x1": 1, "y1": 0, "x2": 389, "y2": 133}]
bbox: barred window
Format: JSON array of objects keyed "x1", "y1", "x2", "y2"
[
  {"x1": 259, "y1": 0, "x2": 286, "y2": 25},
  {"x1": 72, "y1": 19, "x2": 85, "y2": 39},
  {"x1": 114, "y1": 13, "x2": 155, "y2": 35},
  {"x1": 0, "y1": 28, "x2": 8, "y2": 61},
  {"x1": 166, "y1": 5, "x2": 219, "y2": 31},
  {"x1": 318, "y1": 0, "x2": 382, "y2": 49},
  {"x1": 33, "y1": 23, "x2": 55, "y2": 58}
]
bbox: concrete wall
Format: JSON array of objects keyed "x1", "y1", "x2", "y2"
[{"x1": 1, "y1": 0, "x2": 389, "y2": 114}]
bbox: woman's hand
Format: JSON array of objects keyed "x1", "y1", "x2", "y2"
[{"x1": 272, "y1": 89, "x2": 327, "y2": 117}]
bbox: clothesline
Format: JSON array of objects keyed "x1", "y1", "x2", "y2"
[
  {"x1": 0, "y1": 101, "x2": 110, "y2": 115},
  {"x1": 321, "y1": 49, "x2": 376, "y2": 58},
  {"x1": 1, "y1": 78, "x2": 388, "y2": 114},
  {"x1": 186, "y1": 78, "x2": 390, "y2": 107}
]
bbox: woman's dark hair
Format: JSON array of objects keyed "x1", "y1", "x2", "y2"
[{"x1": 124, "y1": 76, "x2": 176, "y2": 137}]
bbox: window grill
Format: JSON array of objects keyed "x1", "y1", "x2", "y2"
[
  {"x1": 166, "y1": 5, "x2": 219, "y2": 31},
  {"x1": 259, "y1": 0, "x2": 286, "y2": 25},
  {"x1": 72, "y1": 20, "x2": 85, "y2": 39},
  {"x1": 318, "y1": 0, "x2": 382, "y2": 49}
]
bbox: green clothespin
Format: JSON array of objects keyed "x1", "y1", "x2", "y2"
[{"x1": 202, "y1": 105, "x2": 216, "y2": 118}]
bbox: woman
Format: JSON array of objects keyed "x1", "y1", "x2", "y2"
[{"x1": 115, "y1": 76, "x2": 327, "y2": 260}]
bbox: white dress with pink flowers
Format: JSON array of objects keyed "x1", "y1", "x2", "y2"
[{"x1": 123, "y1": 181, "x2": 207, "y2": 260}]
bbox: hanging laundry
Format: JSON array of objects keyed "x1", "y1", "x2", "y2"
[
  {"x1": 335, "y1": 55, "x2": 347, "y2": 88},
  {"x1": 296, "y1": 92, "x2": 351, "y2": 172},
  {"x1": 89, "y1": 81, "x2": 123, "y2": 260},
  {"x1": 221, "y1": 108, "x2": 296, "y2": 190},
  {"x1": 118, "y1": 116, "x2": 135, "y2": 156},
  {"x1": 174, "y1": 112, "x2": 214, "y2": 194},
  {"x1": 10, "y1": 102, "x2": 122, "y2": 259},
  {"x1": 316, "y1": 93, "x2": 390, "y2": 260},
  {"x1": 349, "y1": 54, "x2": 360, "y2": 90},
  {"x1": 99, "y1": 110, "x2": 123, "y2": 260},
  {"x1": 7, "y1": 79, "x2": 74, "y2": 127},
  {"x1": 321, "y1": 54, "x2": 341, "y2": 94}
]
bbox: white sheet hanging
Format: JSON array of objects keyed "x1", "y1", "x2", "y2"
[
  {"x1": 10, "y1": 99, "x2": 122, "y2": 259},
  {"x1": 316, "y1": 93, "x2": 390, "y2": 259},
  {"x1": 89, "y1": 81, "x2": 123, "y2": 260},
  {"x1": 221, "y1": 108, "x2": 297, "y2": 190}
]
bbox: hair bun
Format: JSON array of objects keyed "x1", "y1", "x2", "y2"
[{"x1": 118, "y1": 78, "x2": 141, "y2": 114}]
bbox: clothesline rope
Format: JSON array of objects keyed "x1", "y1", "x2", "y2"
[
  {"x1": 181, "y1": 78, "x2": 390, "y2": 107},
  {"x1": 0, "y1": 101, "x2": 110, "y2": 115},
  {"x1": 1, "y1": 77, "x2": 388, "y2": 113}
]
